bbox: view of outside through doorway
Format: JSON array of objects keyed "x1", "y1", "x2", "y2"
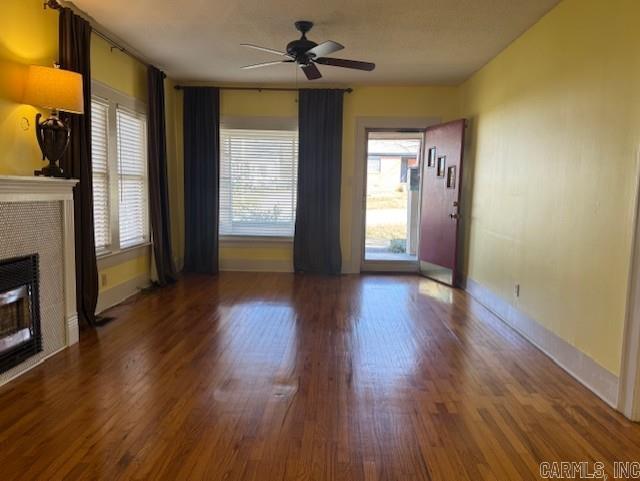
[{"x1": 364, "y1": 131, "x2": 423, "y2": 261}]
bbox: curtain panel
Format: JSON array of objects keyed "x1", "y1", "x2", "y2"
[
  {"x1": 294, "y1": 89, "x2": 344, "y2": 275},
  {"x1": 183, "y1": 87, "x2": 220, "y2": 274},
  {"x1": 59, "y1": 7, "x2": 98, "y2": 326},
  {"x1": 147, "y1": 66, "x2": 177, "y2": 285}
]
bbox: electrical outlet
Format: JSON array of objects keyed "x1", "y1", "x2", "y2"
[
  {"x1": 514, "y1": 283, "x2": 520, "y2": 298},
  {"x1": 101, "y1": 273, "x2": 108, "y2": 288}
]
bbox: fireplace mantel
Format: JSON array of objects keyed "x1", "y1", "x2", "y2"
[
  {"x1": 0, "y1": 175, "x2": 79, "y2": 386},
  {"x1": 0, "y1": 175, "x2": 78, "y2": 201}
]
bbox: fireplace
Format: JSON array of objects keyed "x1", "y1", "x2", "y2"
[{"x1": 0, "y1": 255, "x2": 42, "y2": 373}]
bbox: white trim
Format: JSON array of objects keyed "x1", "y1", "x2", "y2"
[
  {"x1": 0, "y1": 175, "x2": 77, "y2": 201},
  {"x1": 91, "y1": 80, "x2": 150, "y2": 256},
  {"x1": 347, "y1": 117, "x2": 440, "y2": 274},
  {"x1": 618, "y1": 143, "x2": 640, "y2": 420},
  {"x1": 219, "y1": 128, "x2": 298, "y2": 238},
  {"x1": 92, "y1": 79, "x2": 147, "y2": 113},
  {"x1": 96, "y1": 273, "x2": 151, "y2": 314},
  {"x1": 62, "y1": 196, "x2": 79, "y2": 346},
  {"x1": 220, "y1": 258, "x2": 292, "y2": 273},
  {"x1": 0, "y1": 344, "x2": 68, "y2": 390},
  {"x1": 220, "y1": 236, "x2": 293, "y2": 245},
  {"x1": 464, "y1": 277, "x2": 619, "y2": 408},
  {"x1": 66, "y1": 313, "x2": 79, "y2": 346}
]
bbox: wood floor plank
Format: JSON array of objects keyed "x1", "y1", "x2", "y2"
[{"x1": 0, "y1": 272, "x2": 638, "y2": 480}]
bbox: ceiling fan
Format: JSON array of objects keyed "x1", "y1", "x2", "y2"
[{"x1": 240, "y1": 20, "x2": 375, "y2": 80}]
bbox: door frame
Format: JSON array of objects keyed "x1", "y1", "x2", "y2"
[
  {"x1": 361, "y1": 128, "x2": 425, "y2": 273},
  {"x1": 618, "y1": 147, "x2": 640, "y2": 420},
  {"x1": 348, "y1": 117, "x2": 440, "y2": 274}
]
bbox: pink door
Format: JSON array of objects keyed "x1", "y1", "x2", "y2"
[{"x1": 418, "y1": 119, "x2": 466, "y2": 286}]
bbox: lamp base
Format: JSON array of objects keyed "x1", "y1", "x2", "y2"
[
  {"x1": 34, "y1": 162, "x2": 65, "y2": 178},
  {"x1": 34, "y1": 112, "x2": 70, "y2": 178}
]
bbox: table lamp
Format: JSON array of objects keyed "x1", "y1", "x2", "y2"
[{"x1": 23, "y1": 64, "x2": 84, "y2": 177}]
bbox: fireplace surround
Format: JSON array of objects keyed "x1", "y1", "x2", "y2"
[{"x1": 0, "y1": 176, "x2": 78, "y2": 386}]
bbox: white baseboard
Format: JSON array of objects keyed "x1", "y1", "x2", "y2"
[
  {"x1": 220, "y1": 258, "x2": 293, "y2": 273},
  {"x1": 0, "y1": 344, "x2": 67, "y2": 390},
  {"x1": 464, "y1": 278, "x2": 619, "y2": 408},
  {"x1": 66, "y1": 313, "x2": 79, "y2": 345},
  {"x1": 96, "y1": 273, "x2": 151, "y2": 314}
]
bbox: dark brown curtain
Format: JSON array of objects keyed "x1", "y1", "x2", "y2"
[
  {"x1": 183, "y1": 87, "x2": 220, "y2": 274},
  {"x1": 59, "y1": 8, "x2": 98, "y2": 326},
  {"x1": 294, "y1": 89, "x2": 344, "y2": 275},
  {"x1": 147, "y1": 66, "x2": 177, "y2": 286}
]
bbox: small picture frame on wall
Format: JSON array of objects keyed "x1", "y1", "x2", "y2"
[
  {"x1": 437, "y1": 156, "x2": 446, "y2": 177},
  {"x1": 447, "y1": 165, "x2": 456, "y2": 189},
  {"x1": 427, "y1": 147, "x2": 436, "y2": 167}
]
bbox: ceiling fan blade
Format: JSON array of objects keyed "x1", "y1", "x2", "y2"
[
  {"x1": 240, "y1": 43, "x2": 289, "y2": 57},
  {"x1": 306, "y1": 40, "x2": 344, "y2": 58},
  {"x1": 241, "y1": 60, "x2": 293, "y2": 70},
  {"x1": 301, "y1": 63, "x2": 322, "y2": 80},
  {"x1": 314, "y1": 57, "x2": 375, "y2": 71}
]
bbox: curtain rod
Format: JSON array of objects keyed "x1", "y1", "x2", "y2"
[
  {"x1": 174, "y1": 86, "x2": 353, "y2": 93},
  {"x1": 44, "y1": 0, "x2": 151, "y2": 68}
]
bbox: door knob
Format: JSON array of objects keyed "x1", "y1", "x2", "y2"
[{"x1": 449, "y1": 213, "x2": 461, "y2": 220}]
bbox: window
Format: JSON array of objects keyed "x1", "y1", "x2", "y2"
[
  {"x1": 367, "y1": 156, "x2": 381, "y2": 173},
  {"x1": 90, "y1": 82, "x2": 149, "y2": 255},
  {"x1": 220, "y1": 128, "x2": 298, "y2": 237},
  {"x1": 91, "y1": 98, "x2": 110, "y2": 252},
  {"x1": 116, "y1": 107, "x2": 148, "y2": 248}
]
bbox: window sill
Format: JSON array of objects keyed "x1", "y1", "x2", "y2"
[
  {"x1": 220, "y1": 235, "x2": 293, "y2": 245},
  {"x1": 97, "y1": 242, "x2": 151, "y2": 269}
]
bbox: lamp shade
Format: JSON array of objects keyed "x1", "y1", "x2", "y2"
[{"x1": 23, "y1": 65, "x2": 84, "y2": 114}]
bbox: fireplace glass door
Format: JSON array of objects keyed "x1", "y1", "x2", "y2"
[
  {"x1": 0, "y1": 286, "x2": 34, "y2": 352},
  {"x1": 0, "y1": 255, "x2": 42, "y2": 373}
]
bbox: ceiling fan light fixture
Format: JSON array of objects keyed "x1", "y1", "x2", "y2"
[{"x1": 240, "y1": 20, "x2": 375, "y2": 80}]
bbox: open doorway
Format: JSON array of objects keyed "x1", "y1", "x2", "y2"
[{"x1": 362, "y1": 130, "x2": 423, "y2": 268}]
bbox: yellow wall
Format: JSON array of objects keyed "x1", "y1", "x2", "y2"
[
  {"x1": 172, "y1": 85, "x2": 459, "y2": 269},
  {"x1": 0, "y1": 0, "x2": 58, "y2": 175},
  {"x1": 459, "y1": 0, "x2": 640, "y2": 375},
  {"x1": 218, "y1": 88, "x2": 297, "y2": 268},
  {"x1": 169, "y1": 87, "x2": 299, "y2": 269},
  {"x1": 189, "y1": 0, "x2": 638, "y2": 378},
  {"x1": 341, "y1": 86, "x2": 459, "y2": 268},
  {"x1": 5, "y1": 0, "x2": 637, "y2": 378},
  {"x1": 91, "y1": 35, "x2": 147, "y2": 101},
  {"x1": 100, "y1": 255, "x2": 150, "y2": 290},
  {"x1": 0, "y1": 0, "x2": 154, "y2": 298},
  {"x1": 165, "y1": 78, "x2": 184, "y2": 269}
]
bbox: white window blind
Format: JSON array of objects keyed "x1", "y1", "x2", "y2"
[
  {"x1": 220, "y1": 129, "x2": 298, "y2": 237},
  {"x1": 116, "y1": 106, "x2": 148, "y2": 248},
  {"x1": 91, "y1": 97, "x2": 111, "y2": 252}
]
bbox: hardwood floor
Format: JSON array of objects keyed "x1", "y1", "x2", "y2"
[{"x1": 1, "y1": 273, "x2": 639, "y2": 480}]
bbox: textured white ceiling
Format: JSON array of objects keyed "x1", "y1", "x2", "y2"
[{"x1": 71, "y1": 0, "x2": 560, "y2": 84}]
